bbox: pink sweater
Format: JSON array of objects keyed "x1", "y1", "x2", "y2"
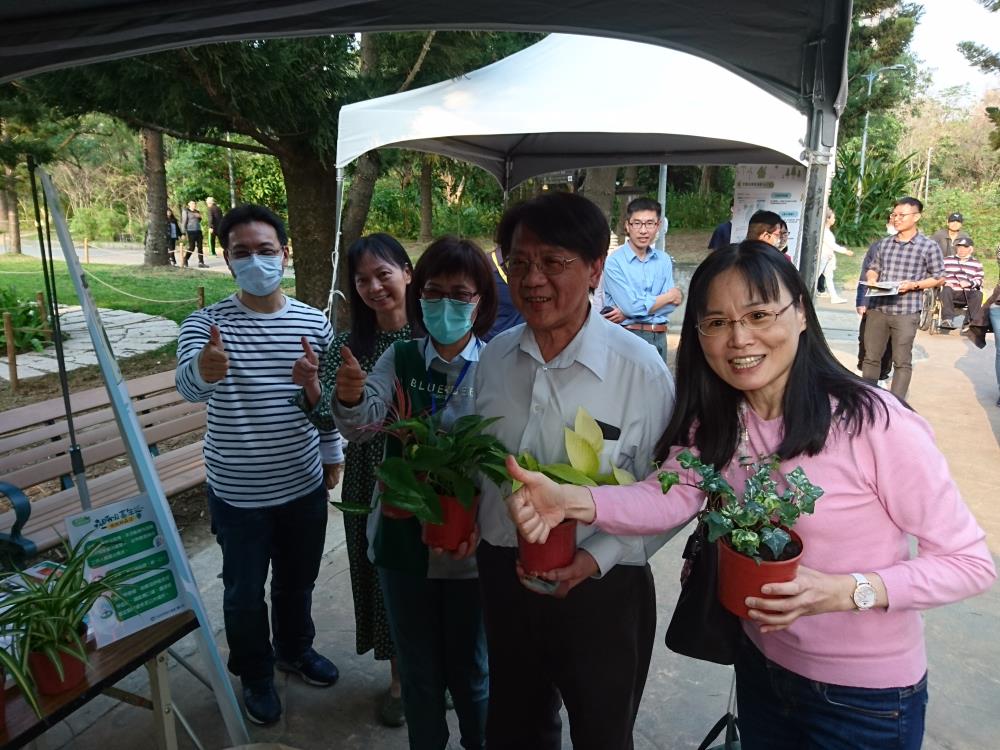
[{"x1": 592, "y1": 393, "x2": 996, "y2": 688}]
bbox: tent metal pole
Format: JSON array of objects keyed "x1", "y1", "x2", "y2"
[
  {"x1": 799, "y1": 110, "x2": 830, "y2": 298},
  {"x1": 656, "y1": 164, "x2": 668, "y2": 251},
  {"x1": 327, "y1": 167, "x2": 347, "y2": 332}
]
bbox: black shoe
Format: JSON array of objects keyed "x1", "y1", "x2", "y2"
[
  {"x1": 198, "y1": 262, "x2": 209, "y2": 268},
  {"x1": 938, "y1": 321, "x2": 956, "y2": 330},
  {"x1": 964, "y1": 326, "x2": 988, "y2": 349},
  {"x1": 242, "y1": 678, "x2": 281, "y2": 725},
  {"x1": 276, "y1": 648, "x2": 339, "y2": 687}
]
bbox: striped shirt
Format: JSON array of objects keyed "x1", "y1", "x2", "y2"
[
  {"x1": 176, "y1": 294, "x2": 343, "y2": 507},
  {"x1": 942, "y1": 255, "x2": 984, "y2": 291},
  {"x1": 866, "y1": 231, "x2": 945, "y2": 315}
]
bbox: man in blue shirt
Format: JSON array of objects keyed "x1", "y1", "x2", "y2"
[{"x1": 601, "y1": 197, "x2": 682, "y2": 360}]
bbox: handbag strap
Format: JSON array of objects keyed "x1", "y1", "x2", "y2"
[{"x1": 696, "y1": 674, "x2": 739, "y2": 750}]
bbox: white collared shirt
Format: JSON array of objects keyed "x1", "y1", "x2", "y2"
[{"x1": 475, "y1": 306, "x2": 680, "y2": 576}]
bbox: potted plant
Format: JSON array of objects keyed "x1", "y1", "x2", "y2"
[
  {"x1": 658, "y1": 450, "x2": 823, "y2": 618},
  {"x1": 372, "y1": 412, "x2": 511, "y2": 552},
  {"x1": 0, "y1": 536, "x2": 135, "y2": 701},
  {"x1": 514, "y1": 408, "x2": 637, "y2": 574}
]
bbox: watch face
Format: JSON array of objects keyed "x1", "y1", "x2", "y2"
[{"x1": 854, "y1": 584, "x2": 877, "y2": 610}]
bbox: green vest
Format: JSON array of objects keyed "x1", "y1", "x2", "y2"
[{"x1": 372, "y1": 339, "x2": 448, "y2": 575}]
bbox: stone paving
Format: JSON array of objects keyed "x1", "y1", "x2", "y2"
[{"x1": 0, "y1": 305, "x2": 179, "y2": 381}]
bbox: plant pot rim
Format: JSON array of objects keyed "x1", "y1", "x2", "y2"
[{"x1": 719, "y1": 527, "x2": 803, "y2": 563}]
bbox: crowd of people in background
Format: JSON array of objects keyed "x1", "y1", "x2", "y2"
[
  {"x1": 175, "y1": 192, "x2": 997, "y2": 750},
  {"x1": 166, "y1": 196, "x2": 224, "y2": 267}
]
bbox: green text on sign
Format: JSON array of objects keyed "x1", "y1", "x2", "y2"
[
  {"x1": 112, "y1": 570, "x2": 178, "y2": 620},
  {"x1": 86, "y1": 522, "x2": 159, "y2": 566}
]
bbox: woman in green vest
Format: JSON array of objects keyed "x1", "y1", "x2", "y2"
[
  {"x1": 293, "y1": 233, "x2": 413, "y2": 726},
  {"x1": 332, "y1": 236, "x2": 498, "y2": 750}
]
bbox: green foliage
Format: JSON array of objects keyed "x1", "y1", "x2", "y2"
[
  {"x1": 828, "y1": 148, "x2": 918, "y2": 246},
  {"x1": 657, "y1": 450, "x2": 824, "y2": 563},
  {"x1": 0, "y1": 535, "x2": 143, "y2": 716},
  {"x1": 665, "y1": 191, "x2": 732, "y2": 230},
  {"x1": 68, "y1": 204, "x2": 131, "y2": 241},
  {"x1": 373, "y1": 412, "x2": 511, "y2": 523},
  {"x1": 165, "y1": 138, "x2": 286, "y2": 213},
  {"x1": 922, "y1": 185, "x2": 1000, "y2": 257},
  {"x1": 0, "y1": 287, "x2": 48, "y2": 353}
]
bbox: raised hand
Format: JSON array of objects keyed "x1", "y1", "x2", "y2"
[
  {"x1": 199, "y1": 324, "x2": 229, "y2": 383},
  {"x1": 335, "y1": 345, "x2": 367, "y2": 406},
  {"x1": 292, "y1": 336, "x2": 322, "y2": 406}
]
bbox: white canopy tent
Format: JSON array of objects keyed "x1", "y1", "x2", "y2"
[{"x1": 336, "y1": 34, "x2": 809, "y2": 188}]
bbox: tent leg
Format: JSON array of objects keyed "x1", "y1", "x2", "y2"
[
  {"x1": 327, "y1": 167, "x2": 346, "y2": 330},
  {"x1": 656, "y1": 164, "x2": 668, "y2": 250},
  {"x1": 800, "y1": 146, "x2": 831, "y2": 298}
]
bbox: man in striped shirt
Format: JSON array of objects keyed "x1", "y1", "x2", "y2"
[
  {"x1": 938, "y1": 237, "x2": 984, "y2": 329},
  {"x1": 862, "y1": 196, "x2": 945, "y2": 399},
  {"x1": 176, "y1": 204, "x2": 344, "y2": 726}
]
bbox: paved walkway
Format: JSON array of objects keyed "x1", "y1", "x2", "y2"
[{"x1": 16, "y1": 295, "x2": 1000, "y2": 749}]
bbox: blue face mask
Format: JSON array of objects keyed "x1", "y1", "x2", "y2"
[
  {"x1": 420, "y1": 298, "x2": 477, "y2": 345},
  {"x1": 231, "y1": 254, "x2": 284, "y2": 296}
]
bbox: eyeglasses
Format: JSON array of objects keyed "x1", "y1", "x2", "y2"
[
  {"x1": 697, "y1": 302, "x2": 795, "y2": 337},
  {"x1": 502, "y1": 255, "x2": 580, "y2": 277},
  {"x1": 421, "y1": 286, "x2": 478, "y2": 304},
  {"x1": 229, "y1": 247, "x2": 284, "y2": 260},
  {"x1": 627, "y1": 220, "x2": 660, "y2": 230},
  {"x1": 888, "y1": 212, "x2": 918, "y2": 220}
]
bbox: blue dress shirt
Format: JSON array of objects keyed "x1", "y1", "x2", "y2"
[{"x1": 602, "y1": 241, "x2": 677, "y2": 325}]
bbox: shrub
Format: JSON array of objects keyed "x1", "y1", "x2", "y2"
[
  {"x1": 0, "y1": 287, "x2": 49, "y2": 354},
  {"x1": 664, "y1": 191, "x2": 731, "y2": 230},
  {"x1": 828, "y1": 149, "x2": 919, "y2": 246}
]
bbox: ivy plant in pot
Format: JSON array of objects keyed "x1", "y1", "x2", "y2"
[
  {"x1": 514, "y1": 408, "x2": 637, "y2": 574},
  {"x1": 659, "y1": 450, "x2": 824, "y2": 618},
  {"x1": 372, "y1": 412, "x2": 512, "y2": 552},
  {"x1": 0, "y1": 536, "x2": 136, "y2": 701}
]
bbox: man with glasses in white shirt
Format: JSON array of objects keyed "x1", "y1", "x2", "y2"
[
  {"x1": 600, "y1": 197, "x2": 682, "y2": 360},
  {"x1": 475, "y1": 192, "x2": 677, "y2": 750}
]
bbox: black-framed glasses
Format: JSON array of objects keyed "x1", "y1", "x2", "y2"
[
  {"x1": 502, "y1": 255, "x2": 580, "y2": 277},
  {"x1": 627, "y1": 219, "x2": 659, "y2": 230},
  {"x1": 229, "y1": 247, "x2": 284, "y2": 260},
  {"x1": 697, "y1": 301, "x2": 795, "y2": 337},
  {"x1": 421, "y1": 286, "x2": 478, "y2": 304}
]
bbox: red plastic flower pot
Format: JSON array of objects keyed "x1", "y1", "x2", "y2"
[
  {"x1": 421, "y1": 495, "x2": 478, "y2": 551},
  {"x1": 377, "y1": 480, "x2": 415, "y2": 519},
  {"x1": 717, "y1": 529, "x2": 803, "y2": 619},
  {"x1": 518, "y1": 519, "x2": 578, "y2": 574},
  {"x1": 28, "y1": 650, "x2": 87, "y2": 696}
]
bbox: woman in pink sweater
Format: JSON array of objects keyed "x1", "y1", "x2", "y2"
[{"x1": 506, "y1": 241, "x2": 996, "y2": 749}]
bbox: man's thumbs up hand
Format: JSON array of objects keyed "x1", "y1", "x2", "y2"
[
  {"x1": 199, "y1": 324, "x2": 229, "y2": 383},
  {"x1": 335, "y1": 345, "x2": 367, "y2": 406},
  {"x1": 292, "y1": 336, "x2": 323, "y2": 406}
]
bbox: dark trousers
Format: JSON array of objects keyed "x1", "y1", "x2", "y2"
[
  {"x1": 184, "y1": 230, "x2": 204, "y2": 266},
  {"x1": 476, "y1": 542, "x2": 656, "y2": 750},
  {"x1": 209, "y1": 228, "x2": 219, "y2": 255},
  {"x1": 378, "y1": 568, "x2": 488, "y2": 750},
  {"x1": 857, "y1": 312, "x2": 892, "y2": 381},
  {"x1": 735, "y1": 634, "x2": 927, "y2": 749},
  {"x1": 939, "y1": 286, "x2": 982, "y2": 324},
  {"x1": 861, "y1": 310, "x2": 920, "y2": 399},
  {"x1": 207, "y1": 482, "x2": 329, "y2": 683}
]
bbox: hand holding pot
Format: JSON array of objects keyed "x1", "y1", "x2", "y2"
[
  {"x1": 506, "y1": 455, "x2": 597, "y2": 541},
  {"x1": 516, "y1": 549, "x2": 598, "y2": 599},
  {"x1": 335, "y1": 345, "x2": 367, "y2": 406},
  {"x1": 429, "y1": 524, "x2": 479, "y2": 561},
  {"x1": 745, "y1": 565, "x2": 887, "y2": 634}
]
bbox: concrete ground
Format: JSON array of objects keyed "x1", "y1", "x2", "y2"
[{"x1": 20, "y1": 295, "x2": 1000, "y2": 749}]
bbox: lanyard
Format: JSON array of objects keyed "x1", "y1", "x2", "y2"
[{"x1": 424, "y1": 339, "x2": 478, "y2": 415}]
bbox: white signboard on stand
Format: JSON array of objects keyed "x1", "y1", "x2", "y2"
[{"x1": 731, "y1": 164, "x2": 808, "y2": 265}]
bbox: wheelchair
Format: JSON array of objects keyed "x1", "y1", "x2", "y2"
[{"x1": 919, "y1": 287, "x2": 970, "y2": 335}]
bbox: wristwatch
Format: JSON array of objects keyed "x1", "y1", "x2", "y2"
[{"x1": 850, "y1": 573, "x2": 876, "y2": 611}]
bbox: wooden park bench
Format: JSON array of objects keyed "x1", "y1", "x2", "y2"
[{"x1": 0, "y1": 369, "x2": 206, "y2": 560}]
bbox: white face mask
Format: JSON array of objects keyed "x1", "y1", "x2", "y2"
[{"x1": 231, "y1": 254, "x2": 284, "y2": 296}]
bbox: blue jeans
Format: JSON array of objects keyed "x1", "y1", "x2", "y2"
[
  {"x1": 990, "y1": 305, "x2": 1000, "y2": 393},
  {"x1": 628, "y1": 328, "x2": 667, "y2": 362},
  {"x1": 378, "y1": 568, "x2": 488, "y2": 750},
  {"x1": 735, "y1": 634, "x2": 928, "y2": 750},
  {"x1": 207, "y1": 483, "x2": 329, "y2": 683}
]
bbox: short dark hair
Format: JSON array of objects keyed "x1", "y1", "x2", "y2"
[
  {"x1": 626, "y1": 197, "x2": 662, "y2": 219},
  {"x1": 655, "y1": 240, "x2": 891, "y2": 467},
  {"x1": 217, "y1": 204, "x2": 288, "y2": 249},
  {"x1": 496, "y1": 192, "x2": 610, "y2": 264},
  {"x1": 345, "y1": 233, "x2": 413, "y2": 360},
  {"x1": 407, "y1": 236, "x2": 498, "y2": 339},
  {"x1": 747, "y1": 210, "x2": 785, "y2": 241},
  {"x1": 894, "y1": 196, "x2": 923, "y2": 213}
]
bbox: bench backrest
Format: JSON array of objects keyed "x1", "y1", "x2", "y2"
[{"x1": 0, "y1": 370, "x2": 206, "y2": 495}]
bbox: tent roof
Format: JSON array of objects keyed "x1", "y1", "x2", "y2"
[
  {"x1": 336, "y1": 35, "x2": 809, "y2": 188},
  {"x1": 0, "y1": 1, "x2": 851, "y2": 144}
]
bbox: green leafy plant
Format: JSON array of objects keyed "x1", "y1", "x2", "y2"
[
  {"x1": 514, "y1": 407, "x2": 637, "y2": 489},
  {"x1": 0, "y1": 287, "x2": 49, "y2": 354},
  {"x1": 658, "y1": 450, "x2": 824, "y2": 563},
  {"x1": 0, "y1": 535, "x2": 137, "y2": 715},
  {"x1": 828, "y1": 148, "x2": 918, "y2": 246}
]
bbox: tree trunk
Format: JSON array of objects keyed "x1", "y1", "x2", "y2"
[
  {"x1": 616, "y1": 165, "x2": 638, "y2": 232},
  {"x1": 341, "y1": 151, "x2": 381, "y2": 255},
  {"x1": 141, "y1": 128, "x2": 169, "y2": 266},
  {"x1": 418, "y1": 154, "x2": 433, "y2": 242},
  {"x1": 579, "y1": 166, "x2": 617, "y2": 228},
  {"x1": 698, "y1": 166, "x2": 717, "y2": 197},
  {"x1": 4, "y1": 166, "x2": 21, "y2": 254},
  {"x1": 278, "y1": 148, "x2": 340, "y2": 311}
]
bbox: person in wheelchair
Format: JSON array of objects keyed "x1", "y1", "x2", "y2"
[{"x1": 938, "y1": 237, "x2": 984, "y2": 330}]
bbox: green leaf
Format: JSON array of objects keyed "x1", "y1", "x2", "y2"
[
  {"x1": 573, "y1": 407, "x2": 604, "y2": 453},
  {"x1": 704, "y1": 510, "x2": 733, "y2": 542},
  {"x1": 658, "y1": 471, "x2": 680, "y2": 493},
  {"x1": 612, "y1": 465, "x2": 637, "y2": 486},
  {"x1": 541, "y1": 462, "x2": 598, "y2": 487},
  {"x1": 760, "y1": 526, "x2": 791, "y2": 559},
  {"x1": 518, "y1": 452, "x2": 540, "y2": 472},
  {"x1": 564, "y1": 427, "x2": 600, "y2": 477},
  {"x1": 329, "y1": 501, "x2": 373, "y2": 515}
]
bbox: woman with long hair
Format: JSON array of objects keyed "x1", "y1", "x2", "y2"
[
  {"x1": 293, "y1": 232, "x2": 413, "y2": 726},
  {"x1": 506, "y1": 241, "x2": 995, "y2": 749}
]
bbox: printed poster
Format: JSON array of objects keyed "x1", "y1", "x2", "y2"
[
  {"x1": 67, "y1": 494, "x2": 188, "y2": 647},
  {"x1": 731, "y1": 164, "x2": 808, "y2": 266}
]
